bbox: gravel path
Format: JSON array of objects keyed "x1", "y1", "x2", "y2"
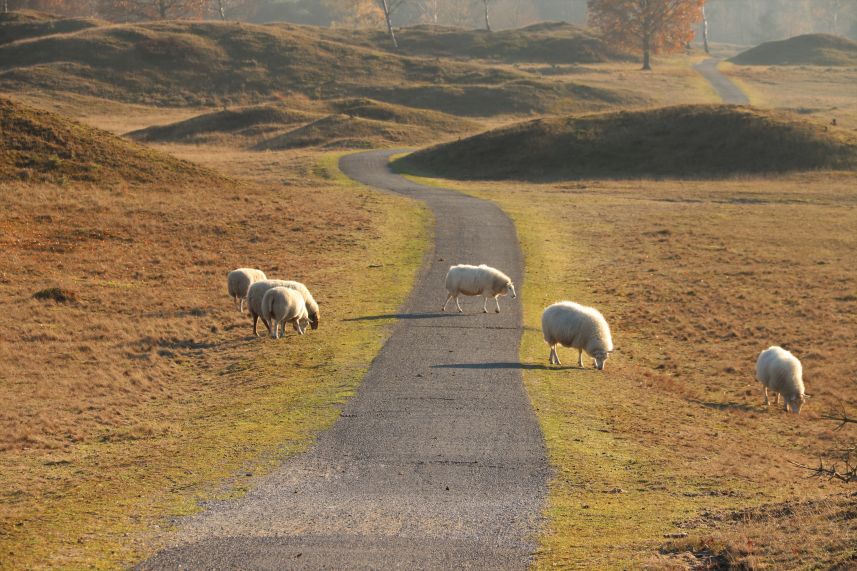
[
  {"x1": 140, "y1": 149, "x2": 549, "y2": 570},
  {"x1": 694, "y1": 58, "x2": 750, "y2": 104}
]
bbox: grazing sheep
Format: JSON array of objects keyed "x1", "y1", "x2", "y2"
[
  {"x1": 442, "y1": 264, "x2": 517, "y2": 314},
  {"x1": 542, "y1": 301, "x2": 614, "y2": 370},
  {"x1": 261, "y1": 286, "x2": 309, "y2": 339},
  {"x1": 278, "y1": 280, "x2": 320, "y2": 331},
  {"x1": 227, "y1": 268, "x2": 266, "y2": 313},
  {"x1": 756, "y1": 346, "x2": 806, "y2": 414},
  {"x1": 247, "y1": 279, "x2": 320, "y2": 336}
]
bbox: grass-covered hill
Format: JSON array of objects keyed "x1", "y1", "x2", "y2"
[
  {"x1": 0, "y1": 17, "x2": 637, "y2": 116},
  {"x1": 128, "y1": 98, "x2": 479, "y2": 148},
  {"x1": 730, "y1": 33, "x2": 857, "y2": 66},
  {"x1": 0, "y1": 97, "x2": 219, "y2": 184},
  {"x1": 0, "y1": 10, "x2": 103, "y2": 45},
  {"x1": 127, "y1": 105, "x2": 321, "y2": 144},
  {"x1": 327, "y1": 22, "x2": 633, "y2": 63},
  {"x1": 395, "y1": 105, "x2": 857, "y2": 180}
]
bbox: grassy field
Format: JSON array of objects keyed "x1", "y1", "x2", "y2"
[
  {"x1": 0, "y1": 108, "x2": 430, "y2": 567},
  {"x1": 400, "y1": 171, "x2": 857, "y2": 568},
  {"x1": 720, "y1": 61, "x2": 857, "y2": 129}
]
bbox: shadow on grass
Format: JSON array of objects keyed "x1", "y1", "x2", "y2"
[
  {"x1": 432, "y1": 362, "x2": 583, "y2": 371},
  {"x1": 695, "y1": 400, "x2": 759, "y2": 413},
  {"x1": 343, "y1": 312, "x2": 463, "y2": 322}
]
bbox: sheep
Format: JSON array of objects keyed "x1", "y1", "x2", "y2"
[
  {"x1": 541, "y1": 301, "x2": 614, "y2": 370},
  {"x1": 755, "y1": 346, "x2": 806, "y2": 414},
  {"x1": 227, "y1": 268, "x2": 266, "y2": 313},
  {"x1": 247, "y1": 279, "x2": 319, "y2": 336},
  {"x1": 278, "y1": 280, "x2": 320, "y2": 331},
  {"x1": 261, "y1": 286, "x2": 309, "y2": 339},
  {"x1": 442, "y1": 264, "x2": 517, "y2": 314}
]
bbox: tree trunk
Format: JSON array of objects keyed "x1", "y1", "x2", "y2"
[
  {"x1": 483, "y1": 0, "x2": 491, "y2": 32},
  {"x1": 217, "y1": 0, "x2": 226, "y2": 20},
  {"x1": 380, "y1": 0, "x2": 399, "y2": 49},
  {"x1": 642, "y1": 34, "x2": 651, "y2": 70},
  {"x1": 702, "y1": 4, "x2": 710, "y2": 54},
  {"x1": 158, "y1": 0, "x2": 168, "y2": 19}
]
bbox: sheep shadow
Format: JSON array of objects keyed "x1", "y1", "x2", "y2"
[
  {"x1": 694, "y1": 400, "x2": 759, "y2": 413},
  {"x1": 431, "y1": 362, "x2": 582, "y2": 372},
  {"x1": 344, "y1": 312, "x2": 463, "y2": 322}
]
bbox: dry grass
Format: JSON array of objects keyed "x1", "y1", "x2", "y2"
[
  {"x1": 397, "y1": 105, "x2": 857, "y2": 180},
  {"x1": 402, "y1": 171, "x2": 857, "y2": 569},
  {"x1": 730, "y1": 34, "x2": 857, "y2": 67},
  {"x1": 0, "y1": 136, "x2": 430, "y2": 567},
  {"x1": 720, "y1": 62, "x2": 857, "y2": 131},
  {"x1": 517, "y1": 55, "x2": 720, "y2": 108}
]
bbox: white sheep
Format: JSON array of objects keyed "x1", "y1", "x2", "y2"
[
  {"x1": 442, "y1": 264, "x2": 517, "y2": 313},
  {"x1": 542, "y1": 301, "x2": 614, "y2": 370},
  {"x1": 755, "y1": 346, "x2": 806, "y2": 414},
  {"x1": 278, "y1": 280, "x2": 320, "y2": 331},
  {"x1": 247, "y1": 279, "x2": 319, "y2": 336},
  {"x1": 227, "y1": 268, "x2": 267, "y2": 313},
  {"x1": 261, "y1": 286, "x2": 309, "y2": 339}
]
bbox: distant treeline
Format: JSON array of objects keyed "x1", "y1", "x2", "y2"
[{"x1": 5, "y1": 0, "x2": 856, "y2": 43}]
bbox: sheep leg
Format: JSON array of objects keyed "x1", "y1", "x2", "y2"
[
  {"x1": 482, "y1": 296, "x2": 489, "y2": 313},
  {"x1": 252, "y1": 313, "x2": 260, "y2": 337},
  {"x1": 442, "y1": 293, "x2": 453, "y2": 312},
  {"x1": 764, "y1": 387, "x2": 770, "y2": 406},
  {"x1": 455, "y1": 296, "x2": 463, "y2": 313},
  {"x1": 270, "y1": 320, "x2": 279, "y2": 340},
  {"x1": 550, "y1": 346, "x2": 561, "y2": 365},
  {"x1": 494, "y1": 296, "x2": 501, "y2": 313},
  {"x1": 577, "y1": 350, "x2": 584, "y2": 368},
  {"x1": 239, "y1": 297, "x2": 246, "y2": 313}
]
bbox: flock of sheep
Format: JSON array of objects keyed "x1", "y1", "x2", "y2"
[
  {"x1": 227, "y1": 269, "x2": 320, "y2": 339},
  {"x1": 227, "y1": 261, "x2": 807, "y2": 414}
]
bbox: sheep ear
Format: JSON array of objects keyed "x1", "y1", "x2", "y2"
[
  {"x1": 608, "y1": 349, "x2": 617, "y2": 353},
  {"x1": 804, "y1": 393, "x2": 812, "y2": 399}
]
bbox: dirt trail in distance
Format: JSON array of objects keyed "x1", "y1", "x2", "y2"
[
  {"x1": 140, "y1": 149, "x2": 549, "y2": 570},
  {"x1": 695, "y1": 58, "x2": 750, "y2": 105}
]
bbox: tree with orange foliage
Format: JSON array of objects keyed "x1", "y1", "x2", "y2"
[
  {"x1": 588, "y1": 0, "x2": 705, "y2": 70},
  {"x1": 97, "y1": 0, "x2": 207, "y2": 20}
]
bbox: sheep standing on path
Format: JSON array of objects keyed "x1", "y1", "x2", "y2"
[
  {"x1": 756, "y1": 346, "x2": 806, "y2": 414},
  {"x1": 442, "y1": 264, "x2": 517, "y2": 314},
  {"x1": 542, "y1": 301, "x2": 614, "y2": 370},
  {"x1": 227, "y1": 268, "x2": 267, "y2": 313},
  {"x1": 247, "y1": 279, "x2": 320, "y2": 336},
  {"x1": 261, "y1": 286, "x2": 309, "y2": 339}
]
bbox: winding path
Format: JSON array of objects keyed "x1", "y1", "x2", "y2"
[
  {"x1": 141, "y1": 150, "x2": 549, "y2": 570},
  {"x1": 694, "y1": 58, "x2": 750, "y2": 105}
]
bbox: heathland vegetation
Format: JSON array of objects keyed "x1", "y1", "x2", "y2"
[{"x1": 1, "y1": 3, "x2": 856, "y2": 569}]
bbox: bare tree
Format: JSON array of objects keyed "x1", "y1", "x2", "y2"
[
  {"x1": 701, "y1": 2, "x2": 710, "y2": 53},
  {"x1": 480, "y1": 0, "x2": 491, "y2": 31},
  {"x1": 378, "y1": 0, "x2": 407, "y2": 48}
]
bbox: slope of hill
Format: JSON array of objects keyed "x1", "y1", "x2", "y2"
[
  {"x1": 127, "y1": 105, "x2": 321, "y2": 144},
  {"x1": 0, "y1": 97, "x2": 218, "y2": 184},
  {"x1": 0, "y1": 10, "x2": 103, "y2": 45},
  {"x1": 0, "y1": 19, "x2": 636, "y2": 116},
  {"x1": 730, "y1": 33, "x2": 857, "y2": 66},
  {"x1": 396, "y1": 105, "x2": 857, "y2": 179},
  {"x1": 326, "y1": 22, "x2": 633, "y2": 63},
  {"x1": 128, "y1": 99, "x2": 479, "y2": 147}
]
